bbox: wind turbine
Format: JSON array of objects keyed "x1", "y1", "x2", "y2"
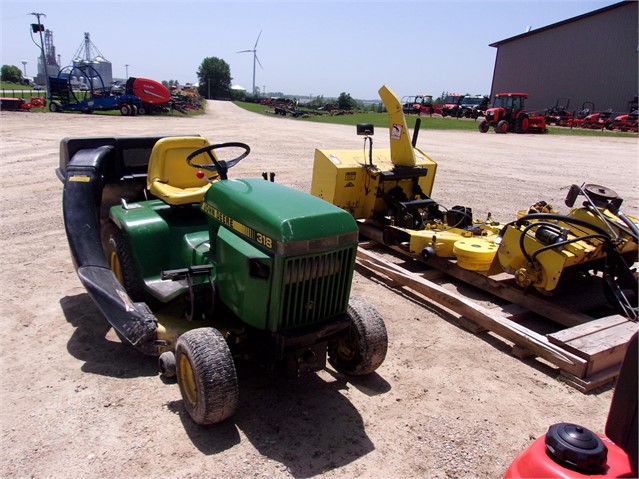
[{"x1": 238, "y1": 31, "x2": 263, "y2": 96}]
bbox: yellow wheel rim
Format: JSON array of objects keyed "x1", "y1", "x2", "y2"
[
  {"x1": 337, "y1": 332, "x2": 357, "y2": 361},
  {"x1": 110, "y1": 251, "x2": 123, "y2": 284},
  {"x1": 178, "y1": 354, "x2": 198, "y2": 407}
]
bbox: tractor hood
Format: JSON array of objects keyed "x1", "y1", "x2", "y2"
[{"x1": 203, "y1": 178, "x2": 358, "y2": 250}]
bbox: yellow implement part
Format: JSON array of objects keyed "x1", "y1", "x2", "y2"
[
  {"x1": 453, "y1": 238, "x2": 499, "y2": 271},
  {"x1": 378, "y1": 84, "x2": 417, "y2": 167},
  {"x1": 498, "y1": 206, "x2": 638, "y2": 293},
  {"x1": 497, "y1": 224, "x2": 598, "y2": 292},
  {"x1": 400, "y1": 227, "x2": 474, "y2": 257},
  {"x1": 311, "y1": 147, "x2": 437, "y2": 220},
  {"x1": 311, "y1": 83, "x2": 438, "y2": 221}
]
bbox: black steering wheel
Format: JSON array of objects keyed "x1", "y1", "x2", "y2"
[{"x1": 186, "y1": 142, "x2": 250, "y2": 180}]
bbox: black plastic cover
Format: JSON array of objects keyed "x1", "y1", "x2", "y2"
[{"x1": 545, "y1": 423, "x2": 607, "y2": 473}]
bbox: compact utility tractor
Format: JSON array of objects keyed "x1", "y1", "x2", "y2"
[
  {"x1": 312, "y1": 85, "x2": 638, "y2": 320},
  {"x1": 58, "y1": 135, "x2": 388, "y2": 425},
  {"x1": 478, "y1": 93, "x2": 547, "y2": 133}
]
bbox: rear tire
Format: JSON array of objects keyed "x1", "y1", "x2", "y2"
[
  {"x1": 105, "y1": 227, "x2": 146, "y2": 302},
  {"x1": 176, "y1": 328, "x2": 239, "y2": 425},
  {"x1": 328, "y1": 297, "x2": 388, "y2": 376},
  {"x1": 120, "y1": 104, "x2": 132, "y2": 116},
  {"x1": 516, "y1": 115, "x2": 530, "y2": 133},
  {"x1": 49, "y1": 101, "x2": 61, "y2": 113}
]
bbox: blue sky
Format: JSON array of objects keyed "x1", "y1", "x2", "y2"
[{"x1": 1, "y1": 0, "x2": 619, "y2": 100}]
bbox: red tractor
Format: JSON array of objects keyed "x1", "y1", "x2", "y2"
[{"x1": 478, "y1": 93, "x2": 547, "y2": 134}]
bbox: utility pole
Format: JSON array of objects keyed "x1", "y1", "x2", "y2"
[{"x1": 29, "y1": 12, "x2": 48, "y2": 90}]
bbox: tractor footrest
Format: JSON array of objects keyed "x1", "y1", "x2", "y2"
[{"x1": 161, "y1": 264, "x2": 213, "y2": 281}]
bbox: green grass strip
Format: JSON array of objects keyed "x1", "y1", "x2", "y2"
[{"x1": 233, "y1": 101, "x2": 637, "y2": 137}]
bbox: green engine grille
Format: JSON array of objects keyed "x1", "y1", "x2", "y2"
[{"x1": 280, "y1": 246, "x2": 355, "y2": 329}]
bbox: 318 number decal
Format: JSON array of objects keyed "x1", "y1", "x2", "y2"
[{"x1": 256, "y1": 233, "x2": 273, "y2": 249}]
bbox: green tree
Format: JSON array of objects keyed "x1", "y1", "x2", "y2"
[
  {"x1": 1, "y1": 65, "x2": 22, "y2": 83},
  {"x1": 197, "y1": 57, "x2": 232, "y2": 99},
  {"x1": 337, "y1": 92, "x2": 357, "y2": 110},
  {"x1": 435, "y1": 91, "x2": 448, "y2": 103},
  {"x1": 307, "y1": 95, "x2": 325, "y2": 108},
  {"x1": 162, "y1": 80, "x2": 181, "y2": 89}
]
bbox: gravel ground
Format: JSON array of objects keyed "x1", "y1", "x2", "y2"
[{"x1": 0, "y1": 100, "x2": 637, "y2": 478}]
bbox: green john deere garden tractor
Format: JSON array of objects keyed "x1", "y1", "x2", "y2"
[{"x1": 58, "y1": 135, "x2": 387, "y2": 425}]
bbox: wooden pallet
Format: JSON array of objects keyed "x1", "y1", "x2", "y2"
[{"x1": 356, "y1": 244, "x2": 638, "y2": 392}]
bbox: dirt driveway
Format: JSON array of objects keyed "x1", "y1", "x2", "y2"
[{"x1": 1, "y1": 101, "x2": 637, "y2": 478}]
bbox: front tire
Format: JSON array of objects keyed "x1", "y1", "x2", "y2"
[
  {"x1": 176, "y1": 328, "x2": 239, "y2": 425},
  {"x1": 496, "y1": 120, "x2": 509, "y2": 133},
  {"x1": 120, "y1": 104, "x2": 132, "y2": 116},
  {"x1": 328, "y1": 297, "x2": 388, "y2": 376},
  {"x1": 159, "y1": 351, "x2": 176, "y2": 378},
  {"x1": 478, "y1": 120, "x2": 489, "y2": 133}
]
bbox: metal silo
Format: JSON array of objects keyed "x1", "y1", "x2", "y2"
[
  {"x1": 71, "y1": 33, "x2": 112, "y2": 86},
  {"x1": 93, "y1": 56, "x2": 113, "y2": 85}
]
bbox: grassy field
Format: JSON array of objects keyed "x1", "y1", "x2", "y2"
[
  {"x1": 233, "y1": 101, "x2": 637, "y2": 137},
  {"x1": 0, "y1": 81, "x2": 38, "y2": 91}
]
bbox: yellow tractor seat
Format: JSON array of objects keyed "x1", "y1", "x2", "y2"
[{"x1": 146, "y1": 136, "x2": 215, "y2": 205}]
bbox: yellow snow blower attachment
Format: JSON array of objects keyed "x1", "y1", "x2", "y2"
[
  {"x1": 312, "y1": 85, "x2": 438, "y2": 223},
  {"x1": 312, "y1": 84, "x2": 502, "y2": 271}
]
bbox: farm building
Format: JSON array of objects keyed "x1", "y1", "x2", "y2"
[{"x1": 489, "y1": 1, "x2": 638, "y2": 114}]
